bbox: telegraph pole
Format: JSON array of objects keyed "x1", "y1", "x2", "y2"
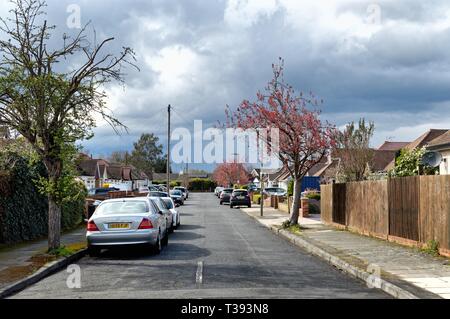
[{"x1": 167, "y1": 105, "x2": 171, "y2": 193}]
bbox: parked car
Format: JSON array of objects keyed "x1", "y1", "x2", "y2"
[
  {"x1": 161, "y1": 197, "x2": 180, "y2": 229},
  {"x1": 149, "y1": 196, "x2": 174, "y2": 234},
  {"x1": 215, "y1": 187, "x2": 224, "y2": 197},
  {"x1": 170, "y1": 190, "x2": 185, "y2": 206},
  {"x1": 230, "y1": 189, "x2": 252, "y2": 208},
  {"x1": 264, "y1": 187, "x2": 287, "y2": 197},
  {"x1": 219, "y1": 188, "x2": 234, "y2": 205},
  {"x1": 174, "y1": 186, "x2": 189, "y2": 199},
  {"x1": 148, "y1": 191, "x2": 169, "y2": 198},
  {"x1": 86, "y1": 198, "x2": 169, "y2": 256},
  {"x1": 138, "y1": 186, "x2": 150, "y2": 194},
  {"x1": 88, "y1": 187, "x2": 120, "y2": 196}
]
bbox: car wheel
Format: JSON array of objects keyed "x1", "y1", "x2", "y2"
[
  {"x1": 153, "y1": 234, "x2": 162, "y2": 255},
  {"x1": 220, "y1": 201, "x2": 223, "y2": 205},
  {"x1": 169, "y1": 224, "x2": 174, "y2": 234},
  {"x1": 230, "y1": 205, "x2": 234, "y2": 209},
  {"x1": 88, "y1": 246, "x2": 101, "y2": 257},
  {"x1": 162, "y1": 230, "x2": 169, "y2": 246},
  {"x1": 248, "y1": 204, "x2": 252, "y2": 208}
]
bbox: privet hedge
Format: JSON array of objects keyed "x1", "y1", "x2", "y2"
[
  {"x1": 188, "y1": 178, "x2": 217, "y2": 192},
  {"x1": 0, "y1": 153, "x2": 85, "y2": 244}
]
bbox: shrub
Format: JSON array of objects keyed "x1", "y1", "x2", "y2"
[
  {"x1": 304, "y1": 190, "x2": 321, "y2": 201},
  {"x1": 252, "y1": 194, "x2": 262, "y2": 204},
  {"x1": 188, "y1": 178, "x2": 217, "y2": 192},
  {"x1": 0, "y1": 152, "x2": 86, "y2": 244},
  {"x1": 309, "y1": 203, "x2": 320, "y2": 215},
  {"x1": 288, "y1": 180, "x2": 294, "y2": 196}
]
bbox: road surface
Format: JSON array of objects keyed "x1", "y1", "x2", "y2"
[{"x1": 12, "y1": 193, "x2": 389, "y2": 299}]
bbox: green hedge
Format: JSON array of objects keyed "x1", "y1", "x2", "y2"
[
  {"x1": 0, "y1": 153, "x2": 85, "y2": 244},
  {"x1": 188, "y1": 178, "x2": 216, "y2": 192}
]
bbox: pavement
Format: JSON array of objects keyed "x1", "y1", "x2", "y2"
[
  {"x1": 10, "y1": 193, "x2": 389, "y2": 299},
  {"x1": 0, "y1": 227, "x2": 86, "y2": 291},
  {"x1": 242, "y1": 206, "x2": 450, "y2": 299}
]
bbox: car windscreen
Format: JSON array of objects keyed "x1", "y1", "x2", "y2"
[
  {"x1": 96, "y1": 201, "x2": 149, "y2": 215},
  {"x1": 162, "y1": 198, "x2": 174, "y2": 209},
  {"x1": 171, "y1": 190, "x2": 182, "y2": 196}
]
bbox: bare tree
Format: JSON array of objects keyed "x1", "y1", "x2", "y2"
[
  {"x1": 335, "y1": 119, "x2": 375, "y2": 182},
  {"x1": 0, "y1": 0, "x2": 138, "y2": 250}
]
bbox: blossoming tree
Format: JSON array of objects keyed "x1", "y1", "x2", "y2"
[{"x1": 227, "y1": 58, "x2": 337, "y2": 225}]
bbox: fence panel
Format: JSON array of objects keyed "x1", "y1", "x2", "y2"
[
  {"x1": 332, "y1": 183, "x2": 346, "y2": 225},
  {"x1": 419, "y1": 175, "x2": 450, "y2": 251},
  {"x1": 346, "y1": 180, "x2": 388, "y2": 237},
  {"x1": 320, "y1": 185, "x2": 333, "y2": 224},
  {"x1": 388, "y1": 176, "x2": 420, "y2": 241}
]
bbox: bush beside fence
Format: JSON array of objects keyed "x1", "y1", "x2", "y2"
[{"x1": 321, "y1": 175, "x2": 450, "y2": 255}]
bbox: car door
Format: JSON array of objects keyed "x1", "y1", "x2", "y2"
[
  {"x1": 155, "y1": 198, "x2": 171, "y2": 232},
  {"x1": 149, "y1": 199, "x2": 166, "y2": 235}
]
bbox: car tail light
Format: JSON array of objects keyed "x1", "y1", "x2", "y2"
[
  {"x1": 87, "y1": 220, "x2": 99, "y2": 232},
  {"x1": 138, "y1": 218, "x2": 153, "y2": 229}
]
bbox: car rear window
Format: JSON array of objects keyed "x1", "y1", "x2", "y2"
[
  {"x1": 223, "y1": 189, "x2": 233, "y2": 193},
  {"x1": 162, "y1": 198, "x2": 174, "y2": 209},
  {"x1": 233, "y1": 191, "x2": 248, "y2": 196},
  {"x1": 96, "y1": 201, "x2": 149, "y2": 215}
]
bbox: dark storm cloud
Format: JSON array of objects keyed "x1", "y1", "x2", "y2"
[{"x1": 2, "y1": 0, "x2": 450, "y2": 162}]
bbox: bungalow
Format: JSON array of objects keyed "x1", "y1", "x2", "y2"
[
  {"x1": 427, "y1": 130, "x2": 450, "y2": 175},
  {"x1": 384, "y1": 129, "x2": 448, "y2": 172}
]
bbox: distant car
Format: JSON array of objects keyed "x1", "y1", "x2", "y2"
[
  {"x1": 161, "y1": 197, "x2": 180, "y2": 229},
  {"x1": 174, "y1": 186, "x2": 189, "y2": 199},
  {"x1": 148, "y1": 191, "x2": 169, "y2": 198},
  {"x1": 86, "y1": 198, "x2": 169, "y2": 256},
  {"x1": 264, "y1": 187, "x2": 287, "y2": 197},
  {"x1": 215, "y1": 187, "x2": 224, "y2": 197},
  {"x1": 149, "y1": 196, "x2": 174, "y2": 234},
  {"x1": 170, "y1": 190, "x2": 185, "y2": 206},
  {"x1": 88, "y1": 187, "x2": 120, "y2": 196},
  {"x1": 230, "y1": 189, "x2": 252, "y2": 209},
  {"x1": 219, "y1": 188, "x2": 234, "y2": 205},
  {"x1": 138, "y1": 186, "x2": 150, "y2": 194}
]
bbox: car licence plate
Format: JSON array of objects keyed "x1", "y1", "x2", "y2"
[
  {"x1": 109, "y1": 223, "x2": 130, "y2": 229},
  {"x1": 237, "y1": 196, "x2": 245, "y2": 199}
]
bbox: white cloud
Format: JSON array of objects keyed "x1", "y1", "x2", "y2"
[{"x1": 224, "y1": 0, "x2": 278, "y2": 28}]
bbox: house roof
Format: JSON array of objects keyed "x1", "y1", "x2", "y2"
[
  {"x1": 106, "y1": 164, "x2": 123, "y2": 180},
  {"x1": 371, "y1": 150, "x2": 398, "y2": 172},
  {"x1": 406, "y1": 129, "x2": 448, "y2": 151},
  {"x1": 427, "y1": 130, "x2": 450, "y2": 149},
  {"x1": 384, "y1": 129, "x2": 449, "y2": 171},
  {"x1": 77, "y1": 159, "x2": 99, "y2": 177},
  {"x1": 378, "y1": 141, "x2": 410, "y2": 151}
]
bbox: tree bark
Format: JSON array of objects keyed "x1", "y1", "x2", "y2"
[
  {"x1": 48, "y1": 195, "x2": 61, "y2": 250},
  {"x1": 44, "y1": 158, "x2": 63, "y2": 251},
  {"x1": 289, "y1": 177, "x2": 302, "y2": 225}
]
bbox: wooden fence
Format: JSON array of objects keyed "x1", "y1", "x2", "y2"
[{"x1": 321, "y1": 175, "x2": 450, "y2": 256}]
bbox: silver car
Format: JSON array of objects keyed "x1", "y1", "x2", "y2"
[
  {"x1": 161, "y1": 197, "x2": 180, "y2": 229},
  {"x1": 86, "y1": 198, "x2": 169, "y2": 256}
]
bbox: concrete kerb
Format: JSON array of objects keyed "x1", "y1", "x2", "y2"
[
  {"x1": 0, "y1": 248, "x2": 87, "y2": 299},
  {"x1": 244, "y1": 211, "x2": 422, "y2": 299}
]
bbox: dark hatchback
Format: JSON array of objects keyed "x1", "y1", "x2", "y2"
[
  {"x1": 230, "y1": 190, "x2": 251, "y2": 208},
  {"x1": 219, "y1": 188, "x2": 234, "y2": 205}
]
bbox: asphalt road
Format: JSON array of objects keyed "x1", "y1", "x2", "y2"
[{"x1": 12, "y1": 193, "x2": 389, "y2": 299}]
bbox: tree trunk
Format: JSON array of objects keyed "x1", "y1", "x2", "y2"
[
  {"x1": 289, "y1": 177, "x2": 302, "y2": 225},
  {"x1": 44, "y1": 158, "x2": 63, "y2": 251},
  {"x1": 48, "y1": 195, "x2": 61, "y2": 250}
]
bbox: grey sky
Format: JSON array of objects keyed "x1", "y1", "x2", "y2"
[{"x1": 2, "y1": 0, "x2": 450, "y2": 171}]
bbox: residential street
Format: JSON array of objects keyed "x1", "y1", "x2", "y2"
[{"x1": 11, "y1": 193, "x2": 388, "y2": 299}]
